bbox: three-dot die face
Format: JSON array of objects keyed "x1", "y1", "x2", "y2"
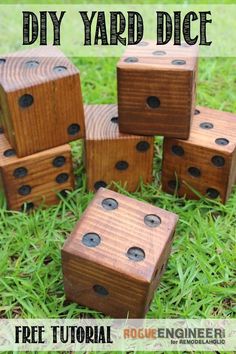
[
  {"x1": 62, "y1": 188, "x2": 178, "y2": 318},
  {"x1": 161, "y1": 106, "x2": 236, "y2": 203}
]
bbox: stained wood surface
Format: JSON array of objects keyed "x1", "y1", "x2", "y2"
[
  {"x1": 117, "y1": 41, "x2": 198, "y2": 138},
  {"x1": 62, "y1": 188, "x2": 178, "y2": 318},
  {"x1": 162, "y1": 106, "x2": 236, "y2": 203},
  {"x1": 0, "y1": 132, "x2": 74, "y2": 210},
  {"x1": 0, "y1": 46, "x2": 84, "y2": 157},
  {"x1": 84, "y1": 104, "x2": 154, "y2": 192}
]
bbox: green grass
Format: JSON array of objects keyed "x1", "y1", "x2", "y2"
[{"x1": 0, "y1": 1, "x2": 236, "y2": 353}]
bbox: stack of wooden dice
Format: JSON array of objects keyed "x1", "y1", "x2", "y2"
[
  {"x1": 1, "y1": 42, "x2": 236, "y2": 318},
  {"x1": 0, "y1": 47, "x2": 85, "y2": 211}
]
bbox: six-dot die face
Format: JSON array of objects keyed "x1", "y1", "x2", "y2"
[
  {"x1": 161, "y1": 106, "x2": 236, "y2": 203},
  {"x1": 62, "y1": 188, "x2": 178, "y2": 318},
  {"x1": 0, "y1": 133, "x2": 74, "y2": 211}
]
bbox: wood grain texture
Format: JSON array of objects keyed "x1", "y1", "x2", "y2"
[
  {"x1": 84, "y1": 104, "x2": 154, "y2": 192},
  {"x1": 161, "y1": 106, "x2": 236, "y2": 203},
  {"x1": 0, "y1": 132, "x2": 74, "y2": 211},
  {"x1": 117, "y1": 41, "x2": 198, "y2": 138},
  {"x1": 0, "y1": 46, "x2": 84, "y2": 157},
  {"x1": 62, "y1": 187, "x2": 178, "y2": 318}
]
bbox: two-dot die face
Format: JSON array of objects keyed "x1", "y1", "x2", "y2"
[
  {"x1": 62, "y1": 188, "x2": 178, "y2": 318},
  {"x1": 0, "y1": 46, "x2": 85, "y2": 157},
  {"x1": 117, "y1": 41, "x2": 198, "y2": 138},
  {"x1": 162, "y1": 106, "x2": 236, "y2": 203}
]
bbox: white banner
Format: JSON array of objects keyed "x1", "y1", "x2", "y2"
[{"x1": 0, "y1": 319, "x2": 235, "y2": 351}]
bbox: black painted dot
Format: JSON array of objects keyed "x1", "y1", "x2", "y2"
[
  {"x1": 56, "y1": 173, "x2": 69, "y2": 184},
  {"x1": 211, "y1": 156, "x2": 225, "y2": 167},
  {"x1": 53, "y1": 65, "x2": 67, "y2": 73},
  {"x1": 0, "y1": 58, "x2": 6, "y2": 64},
  {"x1": 19, "y1": 94, "x2": 34, "y2": 108},
  {"x1": 144, "y1": 214, "x2": 161, "y2": 228},
  {"x1": 82, "y1": 233, "x2": 101, "y2": 247},
  {"x1": 18, "y1": 185, "x2": 32, "y2": 196},
  {"x1": 172, "y1": 59, "x2": 186, "y2": 65},
  {"x1": 13, "y1": 167, "x2": 28, "y2": 178},
  {"x1": 136, "y1": 141, "x2": 150, "y2": 152},
  {"x1": 147, "y1": 96, "x2": 160, "y2": 109},
  {"x1": 215, "y1": 138, "x2": 229, "y2": 146},
  {"x1": 67, "y1": 124, "x2": 80, "y2": 136},
  {"x1": 93, "y1": 284, "x2": 109, "y2": 296},
  {"x1": 127, "y1": 247, "x2": 145, "y2": 262},
  {"x1": 171, "y1": 145, "x2": 184, "y2": 157},
  {"x1": 200, "y1": 122, "x2": 213, "y2": 129},
  {"x1": 94, "y1": 181, "x2": 107, "y2": 191},
  {"x1": 206, "y1": 188, "x2": 219, "y2": 199},
  {"x1": 115, "y1": 160, "x2": 129, "y2": 171},
  {"x1": 111, "y1": 116, "x2": 118, "y2": 124},
  {"x1": 59, "y1": 189, "x2": 71, "y2": 198},
  {"x1": 20, "y1": 202, "x2": 34, "y2": 212},
  {"x1": 53, "y1": 156, "x2": 66, "y2": 168},
  {"x1": 102, "y1": 198, "x2": 118, "y2": 210},
  {"x1": 188, "y1": 166, "x2": 201, "y2": 177},
  {"x1": 168, "y1": 180, "x2": 180, "y2": 190},
  {"x1": 3, "y1": 149, "x2": 16, "y2": 157},
  {"x1": 153, "y1": 50, "x2": 166, "y2": 56},
  {"x1": 124, "y1": 57, "x2": 138, "y2": 63},
  {"x1": 194, "y1": 109, "x2": 200, "y2": 115},
  {"x1": 25, "y1": 60, "x2": 39, "y2": 69},
  {"x1": 0, "y1": 127, "x2": 4, "y2": 134}
]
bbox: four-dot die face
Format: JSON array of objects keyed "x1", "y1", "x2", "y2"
[
  {"x1": 85, "y1": 104, "x2": 154, "y2": 192},
  {"x1": 161, "y1": 106, "x2": 236, "y2": 203},
  {"x1": 62, "y1": 188, "x2": 178, "y2": 318},
  {"x1": 117, "y1": 41, "x2": 198, "y2": 138},
  {"x1": 0, "y1": 46, "x2": 85, "y2": 157}
]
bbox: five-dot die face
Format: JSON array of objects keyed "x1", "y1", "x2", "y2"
[
  {"x1": 0, "y1": 46, "x2": 85, "y2": 157},
  {"x1": 162, "y1": 106, "x2": 236, "y2": 203},
  {"x1": 62, "y1": 188, "x2": 178, "y2": 318},
  {"x1": 85, "y1": 104, "x2": 154, "y2": 192},
  {"x1": 117, "y1": 41, "x2": 198, "y2": 138}
]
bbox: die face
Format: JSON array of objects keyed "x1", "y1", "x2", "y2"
[
  {"x1": 62, "y1": 188, "x2": 178, "y2": 317},
  {"x1": 162, "y1": 107, "x2": 236, "y2": 203},
  {"x1": 117, "y1": 42, "x2": 198, "y2": 138},
  {"x1": 0, "y1": 47, "x2": 84, "y2": 157},
  {"x1": 0, "y1": 134, "x2": 74, "y2": 211},
  {"x1": 85, "y1": 104, "x2": 154, "y2": 192}
]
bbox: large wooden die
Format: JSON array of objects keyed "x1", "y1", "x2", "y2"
[
  {"x1": 162, "y1": 106, "x2": 236, "y2": 203},
  {"x1": 62, "y1": 188, "x2": 178, "y2": 318},
  {"x1": 85, "y1": 104, "x2": 154, "y2": 192},
  {"x1": 0, "y1": 131, "x2": 74, "y2": 211},
  {"x1": 117, "y1": 42, "x2": 198, "y2": 138},
  {"x1": 0, "y1": 46, "x2": 84, "y2": 157}
]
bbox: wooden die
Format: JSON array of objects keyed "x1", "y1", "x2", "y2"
[
  {"x1": 0, "y1": 131, "x2": 74, "y2": 211},
  {"x1": 62, "y1": 188, "x2": 178, "y2": 318},
  {"x1": 0, "y1": 46, "x2": 84, "y2": 157},
  {"x1": 85, "y1": 104, "x2": 154, "y2": 192},
  {"x1": 162, "y1": 106, "x2": 236, "y2": 203},
  {"x1": 117, "y1": 42, "x2": 198, "y2": 138}
]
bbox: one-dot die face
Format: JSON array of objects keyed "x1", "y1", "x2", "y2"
[{"x1": 62, "y1": 188, "x2": 178, "y2": 318}]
